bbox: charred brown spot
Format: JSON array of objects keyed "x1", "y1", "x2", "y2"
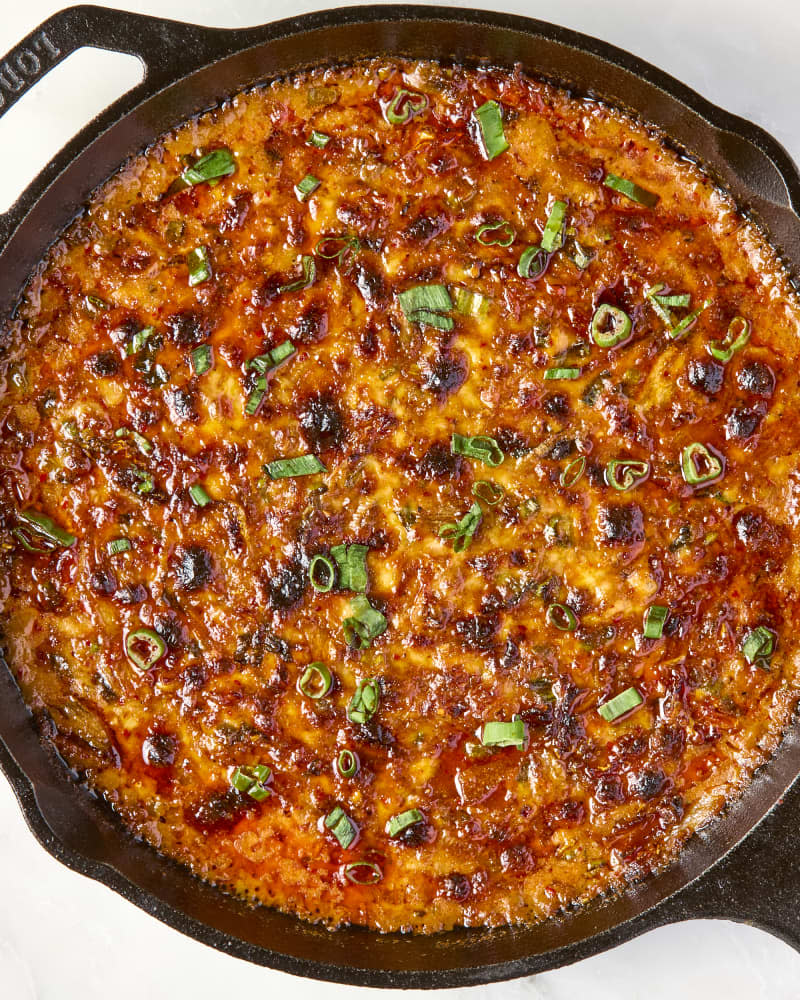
[
  {"x1": 87, "y1": 351, "x2": 120, "y2": 377},
  {"x1": 290, "y1": 304, "x2": 329, "y2": 345},
  {"x1": 218, "y1": 191, "x2": 252, "y2": 233},
  {"x1": 736, "y1": 360, "x2": 775, "y2": 397},
  {"x1": 687, "y1": 358, "x2": 724, "y2": 395},
  {"x1": 189, "y1": 789, "x2": 248, "y2": 833},
  {"x1": 166, "y1": 386, "x2": 199, "y2": 423},
  {"x1": 597, "y1": 504, "x2": 645, "y2": 545},
  {"x1": 354, "y1": 263, "x2": 388, "y2": 307},
  {"x1": 173, "y1": 546, "x2": 213, "y2": 591},
  {"x1": 142, "y1": 732, "x2": 177, "y2": 767},
  {"x1": 267, "y1": 561, "x2": 306, "y2": 610},
  {"x1": 414, "y1": 441, "x2": 462, "y2": 481},
  {"x1": 422, "y1": 352, "x2": 468, "y2": 400},
  {"x1": 725, "y1": 403, "x2": 764, "y2": 440},
  {"x1": 165, "y1": 309, "x2": 211, "y2": 347},
  {"x1": 298, "y1": 391, "x2": 345, "y2": 451},
  {"x1": 454, "y1": 615, "x2": 498, "y2": 650}
]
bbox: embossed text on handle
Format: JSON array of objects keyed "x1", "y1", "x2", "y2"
[{"x1": 0, "y1": 32, "x2": 61, "y2": 110}]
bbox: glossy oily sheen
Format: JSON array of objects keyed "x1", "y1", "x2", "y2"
[{"x1": 1, "y1": 59, "x2": 800, "y2": 934}]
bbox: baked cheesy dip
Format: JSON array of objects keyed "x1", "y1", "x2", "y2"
[{"x1": 1, "y1": 59, "x2": 799, "y2": 933}]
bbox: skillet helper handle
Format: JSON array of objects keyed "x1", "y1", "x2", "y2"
[{"x1": 657, "y1": 775, "x2": 800, "y2": 951}]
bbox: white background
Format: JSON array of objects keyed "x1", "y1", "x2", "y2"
[{"x1": 1, "y1": 0, "x2": 799, "y2": 996}]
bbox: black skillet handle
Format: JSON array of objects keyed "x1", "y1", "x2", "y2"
[
  {"x1": 656, "y1": 774, "x2": 800, "y2": 951},
  {"x1": 0, "y1": 4, "x2": 228, "y2": 248}
]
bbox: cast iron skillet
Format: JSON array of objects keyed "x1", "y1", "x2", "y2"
[{"x1": 0, "y1": 4, "x2": 799, "y2": 987}]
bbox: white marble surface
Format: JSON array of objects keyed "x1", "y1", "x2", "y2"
[{"x1": 1, "y1": 0, "x2": 800, "y2": 996}]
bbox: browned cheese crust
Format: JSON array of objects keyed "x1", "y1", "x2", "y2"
[{"x1": 1, "y1": 59, "x2": 800, "y2": 933}]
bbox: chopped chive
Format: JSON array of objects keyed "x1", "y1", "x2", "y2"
[
  {"x1": 189, "y1": 483, "x2": 212, "y2": 507},
  {"x1": 331, "y1": 543, "x2": 369, "y2": 592},
  {"x1": 18, "y1": 510, "x2": 76, "y2": 548},
  {"x1": 298, "y1": 661, "x2": 333, "y2": 699},
  {"x1": 741, "y1": 626, "x2": 775, "y2": 667},
  {"x1": 560, "y1": 456, "x2": 586, "y2": 488},
  {"x1": 643, "y1": 604, "x2": 669, "y2": 639},
  {"x1": 309, "y1": 554, "x2": 336, "y2": 592},
  {"x1": 190, "y1": 344, "x2": 213, "y2": 375},
  {"x1": 590, "y1": 303, "x2": 632, "y2": 347},
  {"x1": 115, "y1": 426, "x2": 153, "y2": 456},
  {"x1": 405, "y1": 308, "x2": 454, "y2": 331},
  {"x1": 481, "y1": 718, "x2": 525, "y2": 749},
  {"x1": 452, "y1": 285, "x2": 489, "y2": 317},
  {"x1": 385, "y1": 88, "x2": 428, "y2": 125},
  {"x1": 345, "y1": 861, "x2": 382, "y2": 884},
  {"x1": 680, "y1": 442, "x2": 723, "y2": 486},
  {"x1": 248, "y1": 339, "x2": 297, "y2": 373},
  {"x1": 598, "y1": 686, "x2": 643, "y2": 722},
  {"x1": 125, "y1": 325, "x2": 154, "y2": 356},
  {"x1": 187, "y1": 246, "x2": 211, "y2": 286},
  {"x1": 295, "y1": 173, "x2": 321, "y2": 201},
  {"x1": 707, "y1": 316, "x2": 751, "y2": 363},
  {"x1": 472, "y1": 480, "x2": 504, "y2": 505},
  {"x1": 245, "y1": 375, "x2": 267, "y2": 416},
  {"x1": 546, "y1": 603, "x2": 578, "y2": 631},
  {"x1": 473, "y1": 100, "x2": 509, "y2": 160},
  {"x1": 278, "y1": 255, "x2": 316, "y2": 294},
  {"x1": 668, "y1": 298, "x2": 711, "y2": 340},
  {"x1": 84, "y1": 294, "x2": 109, "y2": 314},
  {"x1": 603, "y1": 172, "x2": 659, "y2": 207},
  {"x1": 265, "y1": 455, "x2": 326, "y2": 479},
  {"x1": 451, "y1": 433, "x2": 504, "y2": 466},
  {"x1": 347, "y1": 676, "x2": 381, "y2": 722},
  {"x1": 176, "y1": 148, "x2": 235, "y2": 189},
  {"x1": 308, "y1": 130, "x2": 331, "y2": 148},
  {"x1": 540, "y1": 200, "x2": 567, "y2": 253},
  {"x1": 231, "y1": 764, "x2": 272, "y2": 800},
  {"x1": 343, "y1": 598, "x2": 387, "y2": 649},
  {"x1": 476, "y1": 220, "x2": 515, "y2": 247},
  {"x1": 107, "y1": 537, "x2": 131, "y2": 555},
  {"x1": 387, "y1": 808, "x2": 424, "y2": 837},
  {"x1": 439, "y1": 501, "x2": 482, "y2": 553},
  {"x1": 544, "y1": 367, "x2": 581, "y2": 380},
  {"x1": 336, "y1": 749, "x2": 359, "y2": 778},
  {"x1": 315, "y1": 234, "x2": 361, "y2": 266},
  {"x1": 125, "y1": 628, "x2": 166, "y2": 672},
  {"x1": 605, "y1": 459, "x2": 650, "y2": 491},
  {"x1": 645, "y1": 283, "x2": 676, "y2": 326},
  {"x1": 130, "y1": 468, "x2": 154, "y2": 495},
  {"x1": 325, "y1": 806, "x2": 358, "y2": 849},
  {"x1": 517, "y1": 245, "x2": 548, "y2": 279}
]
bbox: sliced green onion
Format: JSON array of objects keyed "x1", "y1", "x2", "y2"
[
  {"x1": 645, "y1": 283, "x2": 676, "y2": 326},
  {"x1": 265, "y1": 455, "x2": 326, "y2": 479},
  {"x1": 668, "y1": 298, "x2": 711, "y2": 341},
  {"x1": 11, "y1": 527, "x2": 50, "y2": 553},
  {"x1": 189, "y1": 483, "x2": 212, "y2": 507},
  {"x1": 191, "y1": 344, "x2": 213, "y2": 375},
  {"x1": 18, "y1": 510, "x2": 76, "y2": 548},
  {"x1": 541, "y1": 200, "x2": 567, "y2": 253},
  {"x1": 336, "y1": 749, "x2": 359, "y2": 778},
  {"x1": 643, "y1": 604, "x2": 669, "y2": 639},
  {"x1": 680, "y1": 442, "x2": 723, "y2": 486},
  {"x1": 605, "y1": 459, "x2": 650, "y2": 491},
  {"x1": 343, "y1": 599, "x2": 387, "y2": 650},
  {"x1": 308, "y1": 130, "x2": 331, "y2": 148},
  {"x1": 315, "y1": 235, "x2": 361, "y2": 266},
  {"x1": 603, "y1": 172, "x2": 659, "y2": 207},
  {"x1": 295, "y1": 174, "x2": 321, "y2": 201},
  {"x1": 598, "y1": 686, "x2": 643, "y2": 722},
  {"x1": 741, "y1": 626, "x2": 775, "y2": 667},
  {"x1": 249, "y1": 339, "x2": 297, "y2": 373},
  {"x1": 107, "y1": 537, "x2": 131, "y2": 555},
  {"x1": 298, "y1": 661, "x2": 333, "y2": 699},
  {"x1": 125, "y1": 325, "x2": 153, "y2": 356},
  {"x1": 309, "y1": 554, "x2": 336, "y2": 593},
  {"x1": 84, "y1": 294, "x2": 108, "y2": 314},
  {"x1": 187, "y1": 246, "x2": 211, "y2": 286},
  {"x1": 472, "y1": 480, "x2": 504, "y2": 505},
  {"x1": 245, "y1": 376, "x2": 267, "y2": 416},
  {"x1": 590, "y1": 303, "x2": 632, "y2": 347},
  {"x1": 452, "y1": 285, "x2": 489, "y2": 317},
  {"x1": 115, "y1": 427, "x2": 153, "y2": 456},
  {"x1": 473, "y1": 100, "x2": 508, "y2": 160},
  {"x1": 546, "y1": 603, "x2": 577, "y2": 631},
  {"x1": 560, "y1": 456, "x2": 586, "y2": 488},
  {"x1": 131, "y1": 468, "x2": 154, "y2": 495},
  {"x1": 125, "y1": 628, "x2": 166, "y2": 672},
  {"x1": 451, "y1": 433, "x2": 504, "y2": 466},
  {"x1": 544, "y1": 367, "x2": 581, "y2": 380},
  {"x1": 481, "y1": 718, "x2": 525, "y2": 749},
  {"x1": 176, "y1": 148, "x2": 236, "y2": 189},
  {"x1": 324, "y1": 806, "x2": 357, "y2": 849},
  {"x1": 331, "y1": 543, "x2": 369, "y2": 592},
  {"x1": 707, "y1": 316, "x2": 751, "y2": 363},
  {"x1": 476, "y1": 220, "x2": 515, "y2": 247},
  {"x1": 385, "y1": 88, "x2": 428, "y2": 125},
  {"x1": 278, "y1": 255, "x2": 316, "y2": 294},
  {"x1": 387, "y1": 808, "x2": 424, "y2": 837},
  {"x1": 517, "y1": 245, "x2": 548, "y2": 279},
  {"x1": 439, "y1": 501, "x2": 482, "y2": 553},
  {"x1": 347, "y1": 677, "x2": 381, "y2": 723},
  {"x1": 569, "y1": 240, "x2": 594, "y2": 270},
  {"x1": 398, "y1": 284, "x2": 453, "y2": 330},
  {"x1": 231, "y1": 763, "x2": 272, "y2": 801},
  {"x1": 345, "y1": 861, "x2": 382, "y2": 884}
]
